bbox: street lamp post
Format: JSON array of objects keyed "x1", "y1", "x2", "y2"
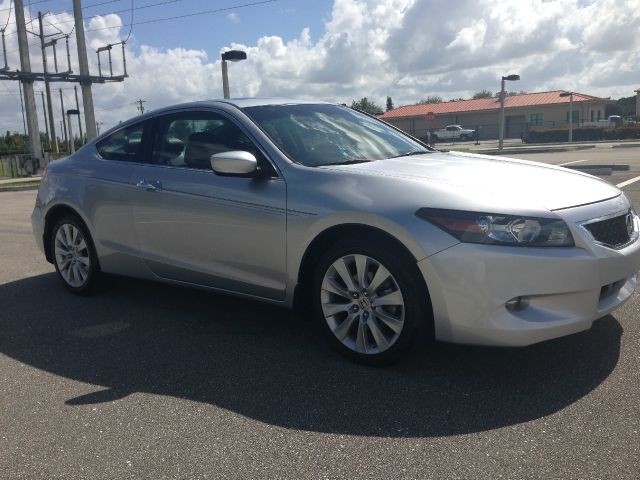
[
  {"x1": 221, "y1": 50, "x2": 247, "y2": 99},
  {"x1": 498, "y1": 74, "x2": 520, "y2": 150},
  {"x1": 560, "y1": 91, "x2": 574, "y2": 143},
  {"x1": 66, "y1": 109, "x2": 79, "y2": 154}
]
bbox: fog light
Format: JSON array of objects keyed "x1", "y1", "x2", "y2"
[{"x1": 505, "y1": 296, "x2": 530, "y2": 312}]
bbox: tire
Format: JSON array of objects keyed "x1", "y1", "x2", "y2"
[
  {"x1": 51, "y1": 214, "x2": 100, "y2": 295},
  {"x1": 311, "y1": 237, "x2": 430, "y2": 366},
  {"x1": 460, "y1": 134, "x2": 468, "y2": 141}
]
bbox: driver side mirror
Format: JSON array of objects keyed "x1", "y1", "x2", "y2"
[{"x1": 210, "y1": 151, "x2": 258, "y2": 176}]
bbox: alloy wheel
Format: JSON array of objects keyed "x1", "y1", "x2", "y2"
[
  {"x1": 54, "y1": 223, "x2": 91, "y2": 288},
  {"x1": 320, "y1": 254, "x2": 405, "y2": 355}
]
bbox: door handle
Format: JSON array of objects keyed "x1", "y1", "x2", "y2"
[{"x1": 136, "y1": 179, "x2": 161, "y2": 191}]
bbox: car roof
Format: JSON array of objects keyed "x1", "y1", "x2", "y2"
[
  {"x1": 150, "y1": 97, "x2": 332, "y2": 113},
  {"x1": 93, "y1": 98, "x2": 336, "y2": 142}
]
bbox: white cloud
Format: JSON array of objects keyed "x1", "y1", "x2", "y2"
[
  {"x1": 227, "y1": 12, "x2": 240, "y2": 24},
  {"x1": 1, "y1": 0, "x2": 639, "y2": 133}
]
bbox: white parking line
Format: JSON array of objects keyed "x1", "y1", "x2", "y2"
[
  {"x1": 617, "y1": 175, "x2": 640, "y2": 189},
  {"x1": 558, "y1": 159, "x2": 588, "y2": 166}
]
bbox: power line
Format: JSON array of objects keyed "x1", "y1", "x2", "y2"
[
  {"x1": 94, "y1": 100, "x2": 132, "y2": 112},
  {"x1": 3, "y1": 0, "x2": 183, "y2": 37},
  {"x1": 85, "y1": 0, "x2": 277, "y2": 33},
  {"x1": 1, "y1": 0, "x2": 11, "y2": 31},
  {"x1": 4, "y1": 0, "x2": 275, "y2": 53},
  {"x1": 121, "y1": 0, "x2": 132, "y2": 42},
  {"x1": 0, "y1": 0, "x2": 48, "y2": 13},
  {"x1": 51, "y1": 0, "x2": 183, "y2": 29}
]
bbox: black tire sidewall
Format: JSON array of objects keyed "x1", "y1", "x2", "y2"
[
  {"x1": 51, "y1": 215, "x2": 99, "y2": 295},
  {"x1": 311, "y1": 238, "x2": 429, "y2": 366}
]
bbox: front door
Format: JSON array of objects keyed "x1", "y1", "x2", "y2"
[{"x1": 130, "y1": 109, "x2": 287, "y2": 301}]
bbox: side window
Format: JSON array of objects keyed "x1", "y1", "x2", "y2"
[
  {"x1": 96, "y1": 122, "x2": 146, "y2": 162},
  {"x1": 151, "y1": 111, "x2": 270, "y2": 172}
]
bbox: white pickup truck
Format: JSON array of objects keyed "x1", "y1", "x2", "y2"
[{"x1": 432, "y1": 125, "x2": 476, "y2": 141}]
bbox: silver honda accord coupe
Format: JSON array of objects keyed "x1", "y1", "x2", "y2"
[{"x1": 32, "y1": 98, "x2": 640, "y2": 364}]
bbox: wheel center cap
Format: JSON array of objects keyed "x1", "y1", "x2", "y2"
[{"x1": 358, "y1": 296, "x2": 371, "y2": 310}]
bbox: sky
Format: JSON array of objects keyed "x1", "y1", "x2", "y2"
[{"x1": 0, "y1": 0, "x2": 639, "y2": 133}]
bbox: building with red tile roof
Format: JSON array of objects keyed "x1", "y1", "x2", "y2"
[{"x1": 379, "y1": 90, "x2": 611, "y2": 141}]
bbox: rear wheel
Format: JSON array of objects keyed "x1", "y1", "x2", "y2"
[
  {"x1": 51, "y1": 215, "x2": 100, "y2": 295},
  {"x1": 311, "y1": 238, "x2": 429, "y2": 365}
]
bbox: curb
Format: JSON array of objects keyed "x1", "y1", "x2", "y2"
[
  {"x1": 487, "y1": 145, "x2": 596, "y2": 155},
  {"x1": 611, "y1": 143, "x2": 640, "y2": 149},
  {"x1": 0, "y1": 176, "x2": 42, "y2": 186},
  {"x1": 565, "y1": 166, "x2": 612, "y2": 176},
  {"x1": 447, "y1": 145, "x2": 596, "y2": 155},
  {"x1": 568, "y1": 164, "x2": 630, "y2": 171},
  {"x1": 0, "y1": 185, "x2": 40, "y2": 192}
]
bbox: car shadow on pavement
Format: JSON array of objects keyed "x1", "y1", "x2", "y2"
[{"x1": 0, "y1": 273, "x2": 623, "y2": 438}]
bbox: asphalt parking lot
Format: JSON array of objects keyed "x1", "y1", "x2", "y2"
[{"x1": 1, "y1": 146, "x2": 640, "y2": 479}]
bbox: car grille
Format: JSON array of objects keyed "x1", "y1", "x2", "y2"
[{"x1": 584, "y1": 212, "x2": 633, "y2": 248}]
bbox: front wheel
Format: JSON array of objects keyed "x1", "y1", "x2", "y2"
[{"x1": 311, "y1": 239, "x2": 429, "y2": 365}]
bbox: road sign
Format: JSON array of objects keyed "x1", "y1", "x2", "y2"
[{"x1": 426, "y1": 112, "x2": 436, "y2": 122}]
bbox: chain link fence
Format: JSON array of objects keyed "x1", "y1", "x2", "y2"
[
  {"x1": 0, "y1": 152, "x2": 66, "y2": 178},
  {"x1": 399, "y1": 116, "x2": 640, "y2": 145}
]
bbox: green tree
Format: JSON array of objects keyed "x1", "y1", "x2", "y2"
[
  {"x1": 472, "y1": 90, "x2": 494, "y2": 99},
  {"x1": 386, "y1": 96, "x2": 394, "y2": 111},
  {"x1": 0, "y1": 132, "x2": 27, "y2": 153},
  {"x1": 418, "y1": 95, "x2": 443, "y2": 104},
  {"x1": 606, "y1": 104, "x2": 622, "y2": 117},
  {"x1": 351, "y1": 97, "x2": 384, "y2": 115},
  {"x1": 605, "y1": 96, "x2": 636, "y2": 117}
]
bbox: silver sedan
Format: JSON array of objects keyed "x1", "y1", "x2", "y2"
[{"x1": 32, "y1": 99, "x2": 640, "y2": 364}]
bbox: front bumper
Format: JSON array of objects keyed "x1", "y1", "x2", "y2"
[{"x1": 418, "y1": 202, "x2": 640, "y2": 347}]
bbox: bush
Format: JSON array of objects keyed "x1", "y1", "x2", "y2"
[{"x1": 525, "y1": 125, "x2": 640, "y2": 143}]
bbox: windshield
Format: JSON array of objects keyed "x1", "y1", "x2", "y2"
[{"x1": 242, "y1": 103, "x2": 430, "y2": 167}]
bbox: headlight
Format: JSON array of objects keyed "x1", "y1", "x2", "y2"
[{"x1": 416, "y1": 208, "x2": 574, "y2": 247}]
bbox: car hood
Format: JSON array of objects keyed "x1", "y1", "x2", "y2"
[{"x1": 320, "y1": 151, "x2": 620, "y2": 211}]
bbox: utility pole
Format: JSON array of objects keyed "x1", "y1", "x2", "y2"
[
  {"x1": 74, "y1": 85, "x2": 84, "y2": 143},
  {"x1": 40, "y1": 91, "x2": 50, "y2": 148},
  {"x1": 14, "y1": 0, "x2": 42, "y2": 162},
  {"x1": 134, "y1": 99, "x2": 146, "y2": 114},
  {"x1": 72, "y1": 0, "x2": 97, "y2": 140},
  {"x1": 66, "y1": 110, "x2": 76, "y2": 154},
  {"x1": 18, "y1": 81, "x2": 27, "y2": 136},
  {"x1": 59, "y1": 88, "x2": 68, "y2": 152},
  {"x1": 38, "y1": 11, "x2": 58, "y2": 153}
]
